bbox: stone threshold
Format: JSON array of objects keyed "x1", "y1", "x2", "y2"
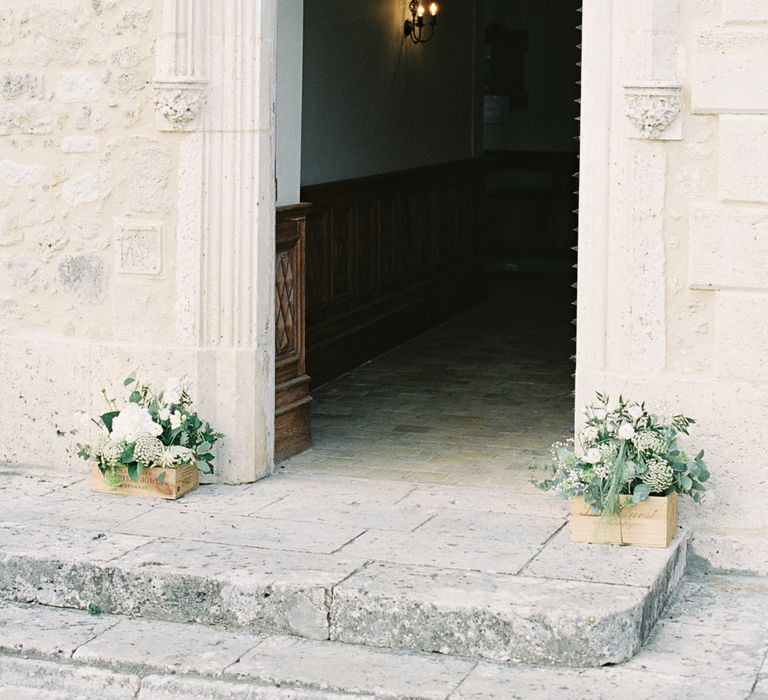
[{"x1": 0, "y1": 472, "x2": 687, "y2": 668}]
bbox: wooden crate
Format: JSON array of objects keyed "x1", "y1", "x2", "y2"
[
  {"x1": 91, "y1": 463, "x2": 199, "y2": 500},
  {"x1": 569, "y1": 493, "x2": 678, "y2": 548}
]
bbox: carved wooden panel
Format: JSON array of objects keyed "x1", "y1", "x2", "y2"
[
  {"x1": 301, "y1": 160, "x2": 485, "y2": 387},
  {"x1": 274, "y1": 204, "x2": 312, "y2": 464},
  {"x1": 275, "y1": 249, "x2": 298, "y2": 357}
]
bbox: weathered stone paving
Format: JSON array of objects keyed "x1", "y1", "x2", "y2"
[
  {"x1": 0, "y1": 572, "x2": 766, "y2": 699},
  {"x1": 0, "y1": 470, "x2": 684, "y2": 668}
]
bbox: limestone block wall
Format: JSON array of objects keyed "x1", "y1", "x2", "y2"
[
  {"x1": 0, "y1": 1, "x2": 181, "y2": 342},
  {"x1": 0, "y1": 0, "x2": 184, "y2": 471},
  {"x1": 0, "y1": 0, "x2": 278, "y2": 484},
  {"x1": 577, "y1": 0, "x2": 768, "y2": 574}
]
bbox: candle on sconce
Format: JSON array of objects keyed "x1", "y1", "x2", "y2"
[{"x1": 405, "y1": 0, "x2": 439, "y2": 43}]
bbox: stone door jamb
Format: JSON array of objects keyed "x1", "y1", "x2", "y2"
[{"x1": 154, "y1": 0, "x2": 278, "y2": 484}]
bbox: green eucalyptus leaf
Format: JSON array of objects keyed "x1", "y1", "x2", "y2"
[
  {"x1": 124, "y1": 372, "x2": 137, "y2": 386},
  {"x1": 127, "y1": 464, "x2": 139, "y2": 482},
  {"x1": 157, "y1": 471, "x2": 166, "y2": 485},
  {"x1": 196, "y1": 459, "x2": 212, "y2": 473},
  {"x1": 120, "y1": 444, "x2": 135, "y2": 464},
  {"x1": 633, "y1": 482, "x2": 652, "y2": 504},
  {"x1": 681, "y1": 476, "x2": 693, "y2": 491}
]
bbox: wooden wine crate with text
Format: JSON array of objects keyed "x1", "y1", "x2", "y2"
[
  {"x1": 91, "y1": 463, "x2": 199, "y2": 500},
  {"x1": 569, "y1": 492, "x2": 678, "y2": 547}
]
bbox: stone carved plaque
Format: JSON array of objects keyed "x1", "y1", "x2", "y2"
[
  {"x1": 624, "y1": 84, "x2": 683, "y2": 141},
  {"x1": 153, "y1": 79, "x2": 207, "y2": 132},
  {"x1": 115, "y1": 219, "x2": 163, "y2": 275}
]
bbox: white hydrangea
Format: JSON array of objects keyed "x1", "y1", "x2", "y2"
[{"x1": 110, "y1": 404, "x2": 162, "y2": 444}]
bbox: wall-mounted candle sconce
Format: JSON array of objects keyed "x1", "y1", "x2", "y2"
[{"x1": 404, "y1": 1, "x2": 439, "y2": 44}]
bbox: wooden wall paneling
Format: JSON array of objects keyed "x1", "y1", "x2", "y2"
[
  {"x1": 301, "y1": 159, "x2": 486, "y2": 387},
  {"x1": 306, "y1": 207, "x2": 329, "y2": 320},
  {"x1": 355, "y1": 197, "x2": 378, "y2": 299},
  {"x1": 274, "y1": 203, "x2": 312, "y2": 464}
]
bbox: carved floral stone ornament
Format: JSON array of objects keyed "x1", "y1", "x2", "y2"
[
  {"x1": 624, "y1": 83, "x2": 683, "y2": 141},
  {"x1": 153, "y1": 79, "x2": 207, "y2": 132}
]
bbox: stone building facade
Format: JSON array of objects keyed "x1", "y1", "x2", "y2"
[
  {"x1": 0, "y1": 0, "x2": 766, "y2": 573},
  {"x1": 0, "y1": 0, "x2": 276, "y2": 485}
]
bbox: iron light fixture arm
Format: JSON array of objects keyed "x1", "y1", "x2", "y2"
[{"x1": 404, "y1": 1, "x2": 439, "y2": 45}]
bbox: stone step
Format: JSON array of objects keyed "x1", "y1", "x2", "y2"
[
  {"x1": 0, "y1": 472, "x2": 687, "y2": 667},
  {"x1": 0, "y1": 523, "x2": 686, "y2": 668},
  {"x1": 0, "y1": 602, "x2": 472, "y2": 699},
  {"x1": 0, "y1": 656, "x2": 366, "y2": 700},
  {"x1": 2, "y1": 573, "x2": 762, "y2": 700}
]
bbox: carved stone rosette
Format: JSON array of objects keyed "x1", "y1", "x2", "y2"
[
  {"x1": 624, "y1": 84, "x2": 683, "y2": 140},
  {"x1": 153, "y1": 79, "x2": 207, "y2": 132}
]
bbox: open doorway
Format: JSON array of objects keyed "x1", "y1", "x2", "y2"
[{"x1": 276, "y1": 0, "x2": 581, "y2": 486}]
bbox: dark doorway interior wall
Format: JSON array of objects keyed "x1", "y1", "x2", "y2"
[
  {"x1": 482, "y1": 1, "x2": 581, "y2": 273},
  {"x1": 299, "y1": 0, "x2": 581, "y2": 389}
]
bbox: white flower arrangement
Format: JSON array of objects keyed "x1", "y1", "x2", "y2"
[
  {"x1": 76, "y1": 373, "x2": 222, "y2": 489},
  {"x1": 531, "y1": 393, "x2": 709, "y2": 516}
]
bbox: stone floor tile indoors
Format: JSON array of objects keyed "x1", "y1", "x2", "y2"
[{"x1": 281, "y1": 275, "x2": 576, "y2": 488}]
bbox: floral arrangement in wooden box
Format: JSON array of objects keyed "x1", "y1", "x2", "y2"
[
  {"x1": 75, "y1": 373, "x2": 222, "y2": 495},
  {"x1": 531, "y1": 393, "x2": 709, "y2": 546}
]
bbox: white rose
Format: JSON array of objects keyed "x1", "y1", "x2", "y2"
[
  {"x1": 592, "y1": 407, "x2": 608, "y2": 420},
  {"x1": 584, "y1": 448, "x2": 602, "y2": 464},
  {"x1": 627, "y1": 405, "x2": 643, "y2": 420},
  {"x1": 158, "y1": 408, "x2": 171, "y2": 421},
  {"x1": 582, "y1": 426, "x2": 599, "y2": 443},
  {"x1": 170, "y1": 410, "x2": 182, "y2": 430},
  {"x1": 618, "y1": 423, "x2": 636, "y2": 440}
]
